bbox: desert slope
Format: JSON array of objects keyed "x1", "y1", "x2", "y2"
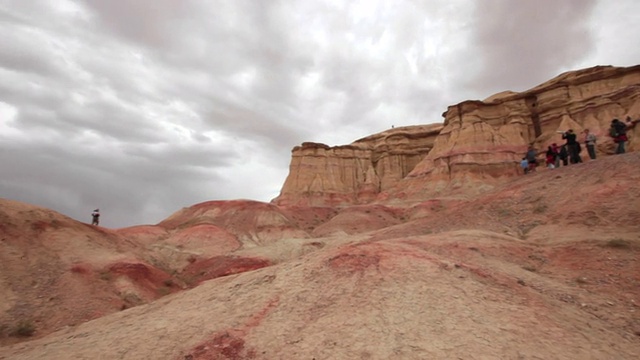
[
  {"x1": 2, "y1": 153, "x2": 639, "y2": 359},
  {"x1": 0, "y1": 199, "x2": 180, "y2": 345}
]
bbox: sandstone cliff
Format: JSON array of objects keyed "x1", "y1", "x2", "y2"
[
  {"x1": 275, "y1": 65, "x2": 640, "y2": 206},
  {"x1": 273, "y1": 124, "x2": 443, "y2": 206},
  {"x1": 389, "y1": 65, "x2": 640, "y2": 201}
]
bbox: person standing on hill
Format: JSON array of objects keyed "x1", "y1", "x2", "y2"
[
  {"x1": 610, "y1": 117, "x2": 640, "y2": 154},
  {"x1": 558, "y1": 144, "x2": 569, "y2": 166},
  {"x1": 561, "y1": 129, "x2": 582, "y2": 164},
  {"x1": 610, "y1": 119, "x2": 628, "y2": 154},
  {"x1": 525, "y1": 146, "x2": 537, "y2": 172},
  {"x1": 520, "y1": 157, "x2": 529, "y2": 174},
  {"x1": 91, "y1": 209, "x2": 100, "y2": 226},
  {"x1": 550, "y1": 143, "x2": 561, "y2": 167},
  {"x1": 545, "y1": 146, "x2": 557, "y2": 169},
  {"x1": 583, "y1": 129, "x2": 597, "y2": 159}
]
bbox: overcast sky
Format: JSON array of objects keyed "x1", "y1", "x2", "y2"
[{"x1": 1, "y1": 0, "x2": 639, "y2": 228}]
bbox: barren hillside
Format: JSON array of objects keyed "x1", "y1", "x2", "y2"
[{"x1": 1, "y1": 152, "x2": 639, "y2": 359}]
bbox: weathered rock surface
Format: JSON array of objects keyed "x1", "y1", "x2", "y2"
[
  {"x1": 388, "y1": 65, "x2": 640, "y2": 201},
  {"x1": 0, "y1": 200, "x2": 177, "y2": 345},
  {"x1": 158, "y1": 200, "x2": 311, "y2": 247},
  {"x1": 273, "y1": 124, "x2": 443, "y2": 206},
  {"x1": 3, "y1": 65, "x2": 640, "y2": 359},
  {"x1": 2, "y1": 153, "x2": 640, "y2": 359},
  {"x1": 275, "y1": 65, "x2": 640, "y2": 206}
]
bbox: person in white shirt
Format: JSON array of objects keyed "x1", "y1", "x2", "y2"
[{"x1": 583, "y1": 129, "x2": 597, "y2": 160}]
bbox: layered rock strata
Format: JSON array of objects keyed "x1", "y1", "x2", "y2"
[
  {"x1": 275, "y1": 65, "x2": 640, "y2": 206},
  {"x1": 272, "y1": 124, "x2": 443, "y2": 206},
  {"x1": 388, "y1": 65, "x2": 640, "y2": 201}
]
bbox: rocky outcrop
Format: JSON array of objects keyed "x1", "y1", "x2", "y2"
[
  {"x1": 272, "y1": 124, "x2": 443, "y2": 206},
  {"x1": 274, "y1": 65, "x2": 640, "y2": 206},
  {"x1": 384, "y1": 65, "x2": 640, "y2": 201}
]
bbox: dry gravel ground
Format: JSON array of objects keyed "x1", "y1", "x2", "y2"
[{"x1": 1, "y1": 152, "x2": 639, "y2": 359}]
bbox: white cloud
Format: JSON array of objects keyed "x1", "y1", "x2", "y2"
[{"x1": 0, "y1": 0, "x2": 638, "y2": 227}]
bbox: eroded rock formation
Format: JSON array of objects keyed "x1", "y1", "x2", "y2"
[
  {"x1": 389, "y1": 65, "x2": 640, "y2": 201},
  {"x1": 275, "y1": 65, "x2": 640, "y2": 205},
  {"x1": 273, "y1": 124, "x2": 443, "y2": 206}
]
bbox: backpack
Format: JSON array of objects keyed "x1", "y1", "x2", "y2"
[{"x1": 609, "y1": 127, "x2": 618, "y2": 138}]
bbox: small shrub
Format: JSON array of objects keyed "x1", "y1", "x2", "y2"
[
  {"x1": 98, "y1": 271, "x2": 112, "y2": 281},
  {"x1": 163, "y1": 279, "x2": 175, "y2": 287},
  {"x1": 604, "y1": 239, "x2": 631, "y2": 249},
  {"x1": 522, "y1": 265, "x2": 537, "y2": 272},
  {"x1": 575, "y1": 277, "x2": 588, "y2": 284},
  {"x1": 497, "y1": 208, "x2": 511, "y2": 217},
  {"x1": 157, "y1": 287, "x2": 171, "y2": 296},
  {"x1": 11, "y1": 320, "x2": 35, "y2": 337},
  {"x1": 533, "y1": 204, "x2": 548, "y2": 214},
  {"x1": 121, "y1": 293, "x2": 143, "y2": 307}
]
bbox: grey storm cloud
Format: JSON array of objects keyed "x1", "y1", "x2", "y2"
[
  {"x1": 464, "y1": 0, "x2": 598, "y2": 94},
  {"x1": 1, "y1": 0, "x2": 639, "y2": 227}
]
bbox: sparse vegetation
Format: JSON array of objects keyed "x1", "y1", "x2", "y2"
[
  {"x1": 98, "y1": 270, "x2": 112, "y2": 281},
  {"x1": 121, "y1": 293, "x2": 143, "y2": 307},
  {"x1": 157, "y1": 287, "x2": 171, "y2": 296},
  {"x1": 603, "y1": 238, "x2": 631, "y2": 249},
  {"x1": 518, "y1": 221, "x2": 542, "y2": 237},
  {"x1": 575, "y1": 277, "x2": 588, "y2": 284},
  {"x1": 11, "y1": 320, "x2": 35, "y2": 337},
  {"x1": 497, "y1": 208, "x2": 511, "y2": 217},
  {"x1": 532, "y1": 204, "x2": 548, "y2": 214}
]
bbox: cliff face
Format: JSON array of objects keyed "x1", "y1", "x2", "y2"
[
  {"x1": 272, "y1": 124, "x2": 443, "y2": 206},
  {"x1": 275, "y1": 65, "x2": 640, "y2": 206},
  {"x1": 388, "y1": 65, "x2": 640, "y2": 201}
]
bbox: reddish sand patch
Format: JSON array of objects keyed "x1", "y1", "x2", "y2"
[
  {"x1": 328, "y1": 253, "x2": 380, "y2": 273},
  {"x1": 69, "y1": 263, "x2": 93, "y2": 276},
  {"x1": 183, "y1": 330, "x2": 256, "y2": 360},
  {"x1": 182, "y1": 256, "x2": 271, "y2": 285},
  {"x1": 168, "y1": 224, "x2": 240, "y2": 253},
  {"x1": 108, "y1": 262, "x2": 173, "y2": 291},
  {"x1": 182, "y1": 296, "x2": 279, "y2": 360}
]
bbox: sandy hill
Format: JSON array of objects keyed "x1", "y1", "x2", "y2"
[
  {"x1": 0, "y1": 199, "x2": 185, "y2": 347},
  {"x1": 1, "y1": 152, "x2": 639, "y2": 359}
]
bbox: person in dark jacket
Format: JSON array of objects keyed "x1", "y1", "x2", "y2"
[
  {"x1": 91, "y1": 209, "x2": 100, "y2": 226},
  {"x1": 525, "y1": 146, "x2": 538, "y2": 172},
  {"x1": 611, "y1": 119, "x2": 630, "y2": 154},
  {"x1": 545, "y1": 146, "x2": 558, "y2": 169},
  {"x1": 561, "y1": 129, "x2": 582, "y2": 163},
  {"x1": 558, "y1": 145, "x2": 568, "y2": 166}
]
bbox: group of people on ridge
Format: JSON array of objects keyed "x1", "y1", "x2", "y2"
[{"x1": 521, "y1": 116, "x2": 638, "y2": 174}]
